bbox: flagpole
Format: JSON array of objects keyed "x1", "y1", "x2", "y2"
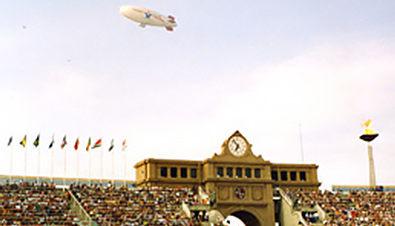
[
  {"x1": 51, "y1": 146, "x2": 54, "y2": 182},
  {"x1": 77, "y1": 149, "x2": 80, "y2": 184},
  {"x1": 124, "y1": 149, "x2": 126, "y2": 187},
  {"x1": 24, "y1": 145, "x2": 27, "y2": 181},
  {"x1": 37, "y1": 146, "x2": 41, "y2": 184},
  {"x1": 100, "y1": 145, "x2": 103, "y2": 184},
  {"x1": 299, "y1": 124, "x2": 304, "y2": 163},
  {"x1": 89, "y1": 150, "x2": 91, "y2": 185},
  {"x1": 64, "y1": 147, "x2": 67, "y2": 186},
  {"x1": 49, "y1": 134, "x2": 54, "y2": 183},
  {"x1": 112, "y1": 148, "x2": 115, "y2": 184},
  {"x1": 9, "y1": 145, "x2": 13, "y2": 182}
]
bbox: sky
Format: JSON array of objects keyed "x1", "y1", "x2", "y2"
[{"x1": 1, "y1": 0, "x2": 395, "y2": 190}]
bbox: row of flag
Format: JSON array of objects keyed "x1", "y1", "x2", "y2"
[{"x1": 7, "y1": 135, "x2": 127, "y2": 152}]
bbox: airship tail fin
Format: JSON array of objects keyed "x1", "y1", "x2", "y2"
[
  {"x1": 168, "y1": 15, "x2": 176, "y2": 23},
  {"x1": 165, "y1": 26, "x2": 174, "y2": 31}
]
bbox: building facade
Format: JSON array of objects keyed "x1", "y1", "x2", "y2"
[{"x1": 134, "y1": 131, "x2": 320, "y2": 226}]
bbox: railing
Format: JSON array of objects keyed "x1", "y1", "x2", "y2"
[
  {"x1": 198, "y1": 186, "x2": 210, "y2": 204},
  {"x1": 315, "y1": 203, "x2": 328, "y2": 223},
  {"x1": 182, "y1": 201, "x2": 192, "y2": 218},
  {"x1": 68, "y1": 188, "x2": 94, "y2": 226},
  {"x1": 277, "y1": 188, "x2": 310, "y2": 226},
  {"x1": 278, "y1": 188, "x2": 293, "y2": 206}
]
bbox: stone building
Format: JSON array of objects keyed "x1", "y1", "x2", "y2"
[{"x1": 134, "y1": 131, "x2": 320, "y2": 226}]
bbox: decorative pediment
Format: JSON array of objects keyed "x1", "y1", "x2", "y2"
[{"x1": 207, "y1": 131, "x2": 266, "y2": 164}]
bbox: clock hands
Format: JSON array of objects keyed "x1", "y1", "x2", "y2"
[
  {"x1": 229, "y1": 136, "x2": 246, "y2": 156},
  {"x1": 232, "y1": 139, "x2": 240, "y2": 151}
]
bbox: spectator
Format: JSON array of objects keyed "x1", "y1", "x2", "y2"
[{"x1": 289, "y1": 189, "x2": 395, "y2": 225}]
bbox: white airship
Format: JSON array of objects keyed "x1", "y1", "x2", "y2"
[
  {"x1": 120, "y1": 6, "x2": 177, "y2": 31},
  {"x1": 223, "y1": 216, "x2": 246, "y2": 226}
]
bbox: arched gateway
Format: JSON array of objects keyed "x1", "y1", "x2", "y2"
[
  {"x1": 134, "y1": 131, "x2": 321, "y2": 226},
  {"x1": 222, "y1": 209, "x2": 261, "y2": 226},
  {"x1": 232, "y1": 210, "x2": 261, "y2": 226}
]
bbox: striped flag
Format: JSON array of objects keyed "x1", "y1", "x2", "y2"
[
  {"x1": 61, "y1": 135, "x2": 67, "y2": 149},
  {"x1": 74, "y1": 138, "x2": 79, "y2": 151},
  {"x1": 49, "y1": 135, "x2": 55, "y2": 149},
  {"x1": 33, "y1": 134, "x2": 40, "y2": 148},
  {"x1": 20, "y1": 135, "x2": 26, "y2": 147},
  {"x1": 86, "y1": 137, "x2": 91, "y2": 151},
  {"x1": 7, "y1": 136, "x2": 12, "y2": 146},
  {"x1": 109, "y1": 139, "x2": 114, "y2": 152},
  {"x1": 122, "y1": 139, "x2": 127, "y2": 151},
  {"x1": 92, "y1": 138, "x2": 102, "y2": 149}
]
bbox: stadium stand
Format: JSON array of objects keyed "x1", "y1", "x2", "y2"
[
  {"x1": 0, "y1": 179, "x2": 220, "y2": 226},
  {"x1": 0, "y1": 181, "x2": 80, "y2": 225},
  {"x1": 3, "y1": 179, "x2": 394, "y2": 225},
  {"x1": 70, "y1": 183, "x2": 206, "y2": 225},
  {"x1": 287, "y1": 189, "x2": 395, "y2": 226}
]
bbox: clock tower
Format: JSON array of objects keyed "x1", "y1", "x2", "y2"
[
  {"x1": 201, "y1": 131, "x2": 275, "y2": 226},
  {"x1": 228, "y1": 135, "x2": 248, "y2": 157}
]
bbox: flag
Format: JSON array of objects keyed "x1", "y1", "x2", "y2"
[
  {"x1": 109, "y1": 139, "x2": 114, "y2": 152},
  {"x1": 92, "y1": 138, "x2": 102, "y2": 149},
  {"x1": 86, "y1": 137, "x2": 91, "y2": 151},
  {"x1": 7, "y1": 137, "x2": 12, "y2": 146},
  {"x1": 74, "y1": 138, "x2": 79, "y2": 151},
  {"x1": 49, "y1": 135, "x2": 54, "y2": 149},
  {"x1": 122, "y1": 139, "x2": 127, "y2": 151},
  {"x1": 61, "y1": 135, "x2": 67, "y2": 149},
  {"x1": 33, "y1": 134, "x2": 40, "y2": 148},
  {"x1": 20, "y1": 135, "x2": 26, "y2": 147}
]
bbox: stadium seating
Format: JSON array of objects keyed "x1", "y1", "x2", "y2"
[
  {"x1": 70, "y1": 183, "x2": 202, "y2": 225},
  {"x1": 288, "y1": 189, "x2": 395, "y2": 225},
  {"x1": 0, "y1": 181, "x2": 80, "y2": 225},
  {"x1": 0, "y1": 181, "x2": 220, "y2": 225}
]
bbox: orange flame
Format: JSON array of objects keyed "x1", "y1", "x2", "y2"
[{"x1": 361, "y1": 119, "x2": 371, "y2": 128}]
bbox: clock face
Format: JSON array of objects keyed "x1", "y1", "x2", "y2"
[{"x1": 228, "y1": 136, "x2": 247, "y2": 156}]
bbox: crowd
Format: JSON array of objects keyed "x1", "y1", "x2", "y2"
[
  {"x1": 70, "y1": 183, "x2": 202, "y2": 226},
  {"x1": 0, "y1": 180, "x2": 221, "y2": 226},
  {"x1": 0, "y1": 181, "x2": 79, "y2": 225},
  {"x1": 4, "y1": 180, "x2": 394, "y2": 226},
  {"x1": 289, "y1": 189, "x2": 395, "y2": 226}
]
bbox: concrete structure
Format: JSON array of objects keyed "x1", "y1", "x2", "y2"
[
  {"x1": 368, "y1": 144, "x2": 376, "y2": 186},
  {"x1": 359, "y1": 134, "x2": 379, "y2": 186},
  {"x1": 134, "y1": 131, "x2": 321, "y2": 226},
  {"x1": 359, "y1": 120, "x2": 379, "y2": 187}
]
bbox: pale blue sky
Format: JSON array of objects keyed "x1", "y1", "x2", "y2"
[{"x1": 1, "y1": 1, "x2": 395, "y2": 189}]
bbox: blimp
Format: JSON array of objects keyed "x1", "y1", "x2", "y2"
[{"x1": 120, "y1": 6, "x2": 177, "y2": 31}]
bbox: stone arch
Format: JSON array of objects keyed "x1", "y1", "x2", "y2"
[
  {"x1": 231, "y1": 210, "x2": 261, "y2": 226},
  {"x1": 221, "y1": 206, "x2": 263, "y2": 226}
]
